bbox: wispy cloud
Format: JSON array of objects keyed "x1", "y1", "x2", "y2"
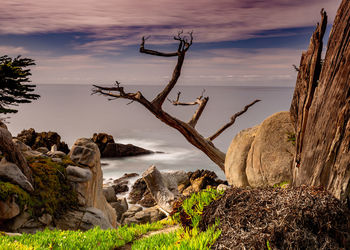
[
  {"x1": 1, "y1": 0, "x2": 341, "y2": 50},
  {"x1": 0, "y1": 45, "x2": 29, "y2": 55}
]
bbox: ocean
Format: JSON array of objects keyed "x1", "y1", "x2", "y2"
[{"x1": 7, "y1": 84, "x2": 294, "y2": 180}]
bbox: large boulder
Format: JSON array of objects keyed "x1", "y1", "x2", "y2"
[
  {"x1": 225, "y1": 112, "x2": 295, "y2": 187},
  {"x1": 16, "y1": 129, "x2": 69, "y2": 154},
  {"x1": 246, "y1": 112, "x2": 295, "y2": 187},
  {"x1": 68, "y1": 138, "x2": 116, "y2": 227}
]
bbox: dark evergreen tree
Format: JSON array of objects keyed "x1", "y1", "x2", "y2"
[{"x1": 0, "y1": 55, "x2": 40, "y2": 115}]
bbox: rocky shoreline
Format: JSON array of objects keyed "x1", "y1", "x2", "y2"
[{"x1": 0, "y1": 125, "x2": 228, "y2": 234}]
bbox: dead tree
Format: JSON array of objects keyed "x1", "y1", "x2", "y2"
[{"x1": 92, "y1": 32, "x2": 260, "y2": 172}]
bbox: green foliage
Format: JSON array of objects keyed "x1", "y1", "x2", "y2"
[
  {"x1": 172, "y1": 187, "x2": 224, "y2": 229},
  {"x1": 287, "y1": 132, "x2": 296, "y2": 145},
  {"x1": 0, "y1": 181, "x2": 31, "y2": 210},
  {"x1": 273, "y1": 181, "x2": 289, "y2": 188},
  {"x1": 0, "y1": 55, "x2": 40, "y2": 115},
  {"x1": 132, "y1": 221, "x2": 221, "y2": 250},
  {"x1": 267, "y1": 240, "x2": 272, "y2": 250},
  {"x1": 0, "y1": 222, "x2": 166, "y2": 249}
]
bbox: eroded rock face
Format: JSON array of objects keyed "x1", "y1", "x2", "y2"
[
  {"x1": 68, "y1": 138, "x2": 116, "y2": 227},
  {"x1": 225, "y1": 112, "x2": 295, "y2": 187}
]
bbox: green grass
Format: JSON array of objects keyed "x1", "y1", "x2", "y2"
[
  {"x1": 172, "y1": 187, "x2": 224, "y2": 229},
  {"x1": 0, "y1": 184, "x2": 224, "y2": 249},
  {"x1": 0, "y1": 221, "x2": 167, "y2": 249},
  {"x1": 132, "y1": 222, "x2": 221, "y2": 249}
]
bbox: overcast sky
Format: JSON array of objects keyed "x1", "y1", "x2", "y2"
[{"x1": 0, "y1": 0, "x2": 341, "y2": 86}]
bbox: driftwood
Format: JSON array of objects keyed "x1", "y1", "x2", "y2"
[
  {"x1": 0, "y1": 121, "x2": 33, "y2": 184},
  {"x1": 291, "y1": 0, "x2": 350, "y2": 201},
  {"x1": 92, "y1": 32, "x2": 259, "y2": 172}
]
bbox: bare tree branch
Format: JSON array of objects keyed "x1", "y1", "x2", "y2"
[
  {"x1": 140, "y1": 36, "x2": 179, "y2": 57},
  {"x1": 208, "y1": 99, "x2": 261, "y2": 141},
  {"x1": 188, "y1": 96, "x2": 209, "y2": 127},
  {"x1": 92, "y1": 33, "x2": 260, "y2": 172}
]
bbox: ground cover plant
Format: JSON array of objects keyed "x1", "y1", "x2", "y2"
[{"x1": 0, "y1": 221, "x2": 167, "y2": 249}]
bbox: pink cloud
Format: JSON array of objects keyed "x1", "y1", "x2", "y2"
[{"x1": 1, "y1": 0, "x2": 341, "y2": 47}]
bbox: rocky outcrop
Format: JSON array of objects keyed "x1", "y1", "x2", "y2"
[
  {"x1": 68, "y1": 138, "x2": 116, "y2": 227},
  {"x1": 16, "y1": 128, "x2": 69, "y2": 154},
  {"x1": 225, "y1": 112, "x2": 295, "y2": 187},
  {"x1": 290, "y1": 1, "x2": 350, "y2": 201},
  {"x1": 92, "y1": 133, "x2": 153, "y2": 158}
]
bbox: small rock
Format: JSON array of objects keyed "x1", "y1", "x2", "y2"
[
  {"x1": 217, "y1": 184, "x2": 230, "y2": 192},
  {"x1": 112, "y1": 183, "x2": 129, "y2": 194},
  {"x1": 103, "y1": 186, "x2": 117, "y2": 202},
  {"x1": 47, "y1": 151, "x2": 66, "y2": 158},
  {"x1": 113, "y1": 173, "x2": 139, "y2": 185},
  {"x1": 36, "y1": 147, "x2": 49, "y2": 154},
  {"x1": 0, "y1": 196, "x2": 20, "y2": 220},
  {"x1": 8, "y1": 211, "x2": 31, "y2": 231},
  {"x1": 51, "y1": 158, "x2": 62, "y2": 163},
  {"x1": 38, "y1": 213, "x2": 53, "y2": 225}
]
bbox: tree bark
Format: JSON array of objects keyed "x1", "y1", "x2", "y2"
[{"x1": 291, "y1": 1, "x2": 350, "y2": 201}]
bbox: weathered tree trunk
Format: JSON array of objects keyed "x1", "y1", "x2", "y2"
[
  {"x1": 0, "y1": 121, "x2": 33, "y2": 184},
  {"x1": 291, "y1": 0, "x2": 350, "y2": 201}
]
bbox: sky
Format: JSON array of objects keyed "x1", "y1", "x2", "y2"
[{"x1": 0, "y1": 0, "x2": 342, "y2": 87}]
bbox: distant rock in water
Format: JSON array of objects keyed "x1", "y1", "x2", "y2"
[
  {"x1": 16, "y1": 128, "x2": 69, "y2": 154},
  {"x1": 91, "y1": 133, "x2": 153, "y2": 158}
]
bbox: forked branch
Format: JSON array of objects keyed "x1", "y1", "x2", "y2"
[
  {"x1": 208, "y1": 99, "x2": 261, "y2": 141},
  {"x1": 92, "y1": 33, "x2": 261, "y2": 172}
]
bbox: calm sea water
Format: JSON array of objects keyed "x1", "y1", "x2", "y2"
[{"x1": 7, "y1": 84, "x2": 294, "y2": 180}]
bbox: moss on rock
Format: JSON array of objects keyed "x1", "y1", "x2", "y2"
[
  {"x1": 0, "y1": 156, "x2": 78, "y2": 219},
  {"x1": 0, "y1": 181, "x2": 31, "y2": 210}
]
